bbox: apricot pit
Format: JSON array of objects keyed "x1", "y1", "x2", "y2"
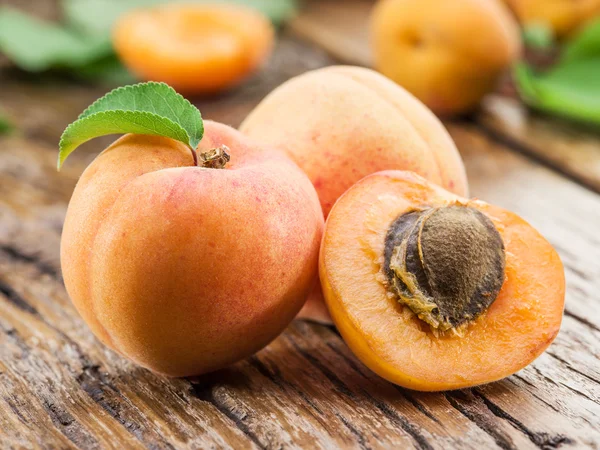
[{"x1": 384, "y1": 204, "x2": 506, "y2": 332}]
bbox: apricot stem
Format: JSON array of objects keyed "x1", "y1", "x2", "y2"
[{"x1": 198, "y1": 145, "x2": 231, "y2": 169}]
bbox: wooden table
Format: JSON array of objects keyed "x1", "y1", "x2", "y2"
[{"x1": 1, "y1": 2, "x2": 599, "y2": 449}]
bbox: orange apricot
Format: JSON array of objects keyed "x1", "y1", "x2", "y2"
[
  {"x1": 370, "y1": 0, "x2": 522, "y2": 115},
  {"x1": 241, "y1": 65, "x2": 468, "y2": 324},
  {"x1": 504, "y1": 0, "x2": 600, "y2": 37},
  {"x1": 241, "y1": 66, "x2": 468, "y2": 218},
  {"x1": 61, "y1": 121, "x2": 323, "y2": 377},
  {"x1": 113, "y1": 3, "x2": 274, "y2": 95},
  {"x1": 320, "y1": 171, "x2": 565, "y2": 391}
]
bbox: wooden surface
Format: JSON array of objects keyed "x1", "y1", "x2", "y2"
[{"x1": 1, "y1": 2, "x2": 600, "y2": 449}]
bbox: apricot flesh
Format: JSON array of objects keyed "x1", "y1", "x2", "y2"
[
  {"x1": 370, "y1": 0, "x2": 522, "y2": 115},
  {"x1": 61, "y1": 121, "x2": 324, "y2": 377},
  {"x1": 320, "y1": 171, "x2": 565, "y2": 391},
  {"x1": 113, "y1": 4, "x2": 274, "y2": 94}
]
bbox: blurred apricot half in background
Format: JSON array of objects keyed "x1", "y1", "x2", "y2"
[
  {"x1": 370, "y1": 0, "x2": 521, "y2": 115},
  {"x1": 113, "y1": 3, "x2": 274, "y2": 95}
]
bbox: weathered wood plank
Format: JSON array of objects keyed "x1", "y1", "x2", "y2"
[
  {"x1": 1, "y1": 120, "x2": 599, "y2": 448},
  {"x1": 288, "y1": 0, "x2": 372, "y2": 67},
  {"x1": 289, "y1": 0, "x2": 373, "y2": 67},
  {"x1": 478, "y1": 96, "x2": 600, "y2": 194}
]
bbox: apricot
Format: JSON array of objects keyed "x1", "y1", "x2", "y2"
[
  {"x1": 504, "y1": 0, "x2": 600, "y2": 37},
  {"x1": 320, "y1": 171, "x2": 565, "y2": 391},
  {"x1": 370, "y1": 0, "x2": 522, "y2": 115},
  {"x1": 242, "y1": 66, "x2": 468, "y2": 324},
  {"x1": 60, "y1": 121, "x2": 323, "y2": 377},
  {"x1": 113, "y1": 3, "x2": 274, "y2": 95},
  {"x1": 241, "y1": 66, "x2": 468, "y2": 218}
]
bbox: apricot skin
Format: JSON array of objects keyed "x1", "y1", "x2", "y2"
[
  {"x1": 113, "y1": 4, "x2": 274, "y2": 94},
  {"x1": 370, "y1": 0, "x2": 522, "y2": 115},
  {"x1": 505, "y1": 0, "x2": 600, "y2": 37},
  {"x1": 320, "y1": 171, "x2": 565, "y2": 391},
  {"x1": 241, "y1": 66, "x2": 468, "y2": 323},
  {"x1": 241, "y1": 66, "x2": 468, "y2": 218},
  {"x1": 60, "y1": 122, "x2": 324, "y2": 377}
]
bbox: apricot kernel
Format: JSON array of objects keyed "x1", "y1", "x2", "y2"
[{"x1": 383, "y1": 203, "x2": 506, "y2": 332}]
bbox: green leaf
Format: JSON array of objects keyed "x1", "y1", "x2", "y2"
[
  {"x1": 0, "y1": 7, "x2": 111, "y2": 71},
  {"x1": 58, "y1": 82, "x2": 204, "y2": 169},
  {"x1": 561, "y1": 18, "x2": 600, "y2": 63},
  {"x1": 73, "y1": 56, "x2": 136, "y2": 85},
  {"x1": 515, "y1": 60, "x2": 600, "y2": 124},
  {"x1": 63, "y1": 0, "x2": 164, "y2": 36},
  {"x1": 0, "y1": 112, "x2": 13, "y2": 135},
  {"x1": 514, "y1": 18, "x2": 600, "y2": 127},
  {"x1": 63, "y1": 0, "x2": 297, "y2": 35}
]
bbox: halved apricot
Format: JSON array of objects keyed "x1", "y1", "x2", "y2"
[
  {"x1": 113, "y1": 3, "x2": 274, "y2": 94},
  {"x1": 320, "y1": 171, "x2": 565, "y2": 391}
]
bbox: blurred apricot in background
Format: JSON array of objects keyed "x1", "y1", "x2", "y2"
[
  {"x1": 113, "y1": 3, "x2": 274, "y2": 95},
  {"x1": 504, "y1": 0, "x2": 600, "y2": 37},
  {"x1": 370, "y1": 0, "x2": 521, "y2": 115}
]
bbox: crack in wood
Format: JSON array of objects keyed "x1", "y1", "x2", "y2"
[
  {"x1": 286, "y1": 335, "x2": 356, "y2": 399},
  {"x1": 189, "y1": 381, "x2": 265, "y2": 450},
  {"x1": 445, "y1": 392, "x2": 516, "y2": 450},
  {"x1": 286, "y1": 335, "x2": 434, "y2": 450},
  {"x1": 397, "y1": 389, "x2": 443, "y2": 426},
  {"x1": 510, "y1": 376, "x2": 564, "y2": 415},
  {"x1": 335, "y1": 412, "x2": 372, "y2": 450},
  {"x1": 248, "y1": 357, "x2": 326, "y2": 418},
  {"x1": 472, "y1": 389, "x2": 572, "y2": 449},
  {"x1": 559, "y1": 382, "x2": 599, "y2": 406},
  {"x1": 319, "y1": 330, "x2": 443, "y2": 429},
  {"x1": 564, "y1": 310, "x2": 600, "y2": 334},
  {"x1": 42, "y1": 396, "x2": 100, "y2": 449},
  {"x1": 0, "y1": 245, "x2": 61, "y2": 280},
  {"x1": 0, "y1": 278, "x2": 39, "y2": 316},
  {"x1": 547, "y1": 352, "x2": 600, "y2": 385},
  {"x1": 366, "y1": 396, "x2": 434, "y2": 450}
]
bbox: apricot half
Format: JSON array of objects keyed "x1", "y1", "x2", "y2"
[
  {"x1": 61, "y1": 121, "x2": 323, "y2": 377},
  {"x1": 320, "y1": 171, "x2": 565, "y2": 391},
  {"x1": 113, "y1": 3, "x2": 274, "y2": 94}
]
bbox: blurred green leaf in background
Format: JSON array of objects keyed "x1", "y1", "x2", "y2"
[
  {"x1": 0, "y1": 0, "x2": 298, "y2": 82},
  {"x1": 0, "y1": 111, "x2": 13, "y2": 135},
  {"x1": 515, "y1": 19, "x2": 600, "y2": 127},
  {"x1": 0, "y1": 7, "x2": 110, "y2": 72}
]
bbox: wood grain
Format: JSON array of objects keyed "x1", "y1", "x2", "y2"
[
  {"x1": 478, "y1": 96, "x2": 600, "y2": 194},
  {"x1": 0, "y1": 24, "x2": 599, "y2": 450}
]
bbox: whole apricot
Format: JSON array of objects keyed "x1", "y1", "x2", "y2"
[
  {"x1": 504, "y1": 0, "x2": 600, "y2": 37},
  {"x1": 370, "y1": 0, "x2": 522, "y2": 115},
  {"x1": 241, "y1": 66, "x2": 468, "y2": 218},
  {"x1": 320, "y1": 171, "x2": 565, "y2": 391},
  {"x1": 61, "y1": 121, "x2": 323, "y2": 377},
  {"x1": 113, "y1": 3, "x2": 274, "y2": 94},
  {"x1": 241, "y1": 66, "x2": 468, "y2": 324}
]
